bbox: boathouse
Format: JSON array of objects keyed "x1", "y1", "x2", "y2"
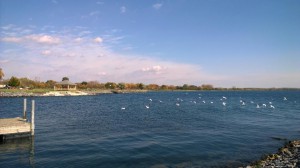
[{"x1": 54, "y1": 78, "x2": 77, "y2": 91}]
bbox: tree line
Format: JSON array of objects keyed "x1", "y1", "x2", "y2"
[{"x1": 0, "y1": 76, "x2": 215, "y2": 91}]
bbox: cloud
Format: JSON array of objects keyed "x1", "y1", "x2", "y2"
[
  {"x1": 74, "y1": 37, "x2": 83, "y2": 42},
  {"x1": 1, "y1": 37, "x2": 22, "y2": 43},
  {"x1": 153, "y1": 3, "x2": 163, "y2": 10},
  {"x1": 94, "y1": 37, "x2": 103, "y2": 43},
  {"x1": 26, "y1": 35, "x2": 61, "y2": 44},
  {"x1": 120, "y1": 6, "x2": 126, "y2": 13},
  {"x1": 142, "y1": 65, "x2": 166, "y2": 74},
  {"x1": 96, "y1": 1, "x2": 104, "y2": 5},
  {"x1": 0, "y1": 26, "x2": 223, "y2": 85},
  {"x1": 89, "y1": 11, "x2": 99, "y2": 16},
  {"x1": 41, "y1": 50, "x2": 51, "y2": 55},
  {"x1": 52, "y1": 0, "x2": 58, "y2": 4}
]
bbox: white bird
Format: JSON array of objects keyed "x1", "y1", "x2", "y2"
[
  {"x1": 222, "y1": 96, "x2": 227, "y2": 100},
  {"x1": 283, "y1": 97, "x2": 287, "y2": 101},
  {"x1": 193, "y1": 101, "x2": 197, "y2": 104},
  {"x1": 240, "y1": 100, "x2": 243, "y2": 103},
  {"x1": 210, "y1": 101, "x2": 214, "y2": 104},
  {"x1": 250, "y1": 101, "x2": 254, "y2": 104},
  {"x1": 242, "y1": 102, "x2": 246, "y2": 106},
  {"x1": 222, "y1": 102, "x2": 226, "y2": 106},
  {"x1": 269, "y1": 102, "x2": 272, "y2": 104},
  {"x1": 256, "y1": 104, "x2": 260, "y2": 108},
  {"x1": 149, "y1": 98, "x2": 152, "y2": 101},
  {"x1": 159, "y1": 100, "x2": 163, "y2": 103},
  {"x1": 262, "y1": 104, "x2": 267, "y2": 107},
  {"x1": 176, "y1": 103, "x2": 180, "y2": 106},
  {"x1": 121, "y1": 107, "x2": 126, "y2": 110},
  {"x1": 145, "y1": 105, "x2": 149, "y2": 109},
  {"x1": 270, "y1": 105, "x2": 275, "y2": 109},
  {"x1": 202, "y1": 100, "x2": 206, "y2": 104}
]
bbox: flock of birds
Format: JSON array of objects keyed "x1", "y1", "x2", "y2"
[{"x1": 120, "y1": 94, "x2": 291, "y2": 111}]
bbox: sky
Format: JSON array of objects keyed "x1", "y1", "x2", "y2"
[{"x1": 0, "y1": 0, "x2": 299, "y2": 88}]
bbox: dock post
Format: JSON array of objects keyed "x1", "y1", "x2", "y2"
[
  {"x1": 31, "y1": 100, "x2": 35, "y2": 136},
  {"x1": 23, "y1": 98, "x2": 27, "y2": 120}
]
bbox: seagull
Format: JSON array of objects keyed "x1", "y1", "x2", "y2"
[
  {"x1": 159, "y1": 100, "x2": 163, "y2": 103},
  {"x1": 193, "y1": 101, "x2": 197, "y2": 104},
  {"x1": 210, "y1": 101, "x2": 214, "y2": 104},
  {"x1": 262, "y1": 104, "x2": 267, "y2": 107},
  {"x1": 250, "y1": 101, "x2": 254, "y2": 104},
  {"x1": 176, "y1": 103, "x2": 180, "y2": 106},
  {"x1": 269, "y1": 102, "x2": 272, "y2": 104},
  {"x1": 222, "y1": 96, "x2": 227, "y2": 100},
  {"x1": 121, "y1": 107, "x2": 126, "y2": 110},
  {"x1": 256, "y1": 104, "x2": 260, "y2": 108},
  {"x1": 241, "y1": 102, "x2": 246, "y2": 106},
  {"x1": 149, "y1": 98, "x2": 152, "y2": 102},
  {"x1": 270, "y1": 105, "x2": 275, "y2": 109},
  {"x1": 202, "y1": 100, "x2": 206, "y2": 104},
  {"x1": 222, "y1": 102, "x2": 226, "y2": 106},
  {"x1": 283, "y1": 97, "x2": 287, "y2": 101},
  {"x1": 145, "y1": 105, "x2": 149, "y2": 109}
]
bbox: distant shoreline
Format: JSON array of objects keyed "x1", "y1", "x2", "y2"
[
  {"x1": 0, "y1": 88, "x2": 299, "y2": 97},
  {"x1": 0, "y1": 89, "x2": 148, "y2": 97}
]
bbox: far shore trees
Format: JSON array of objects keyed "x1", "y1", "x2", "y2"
[
  {"x1": 8, "y1": 76, "x2": 21, "y2": 87},
  {"x1": 0, "y1": 74, "x2": 220, "y2": 91},
  {"x1": 0, "y1": 68, "x2": 4, "y2": 81}
]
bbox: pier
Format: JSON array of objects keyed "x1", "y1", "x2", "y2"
[{"x1": 0, "y1": 99, "x2": 35, "y2": 142}]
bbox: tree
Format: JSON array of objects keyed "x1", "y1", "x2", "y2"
[
  {"x1": 81, "y1": 81, "x2": 88, "y2": 85},
  {"x1": 46, "y1": 80, "x2": 57, "y2": 88},
  {"x1": 201, "y1": 84, "x2": 214, "y2": 90},
  {"x1": 62, "y1": 77, "x2": 69, "y2": 81},
  {"x1": 105, "y1": 82, "x2": 117, "y2": 89},
  {"x1": 137, "y1": 83, "x2": 145, "y2": 90},
  {"x1": 0, "y1": 68, "x2": 4, "y2": 80},
  {"x1": 118, "y1": 83, "x2": 125, "y2": 90},
  {"x1": 8, "y1": 76, "x2": 20, "y2": 87}
]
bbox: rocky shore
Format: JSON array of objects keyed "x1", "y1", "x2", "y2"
[
  {"x1": 0, "y1": 89, "x2": 148, "y2": 97},
  {"x1": 244, "y1": 140, "x2": 300, "y2": 168}
]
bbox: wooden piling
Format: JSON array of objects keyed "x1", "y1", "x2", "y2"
[
  {"x1": 23, "y1": 98, "x2": 27, "y2": 120},
  {"x1": 31, "y1": 100, "x2": 35, "y2": 136}
]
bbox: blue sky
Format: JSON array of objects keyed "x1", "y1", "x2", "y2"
[{"x1": 0, "y1": 0, "x2": 299, "y2": 87}]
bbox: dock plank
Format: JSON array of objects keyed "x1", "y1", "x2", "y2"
[{"x1": 0, "y1": 117, "x2": 31, "y2": 135}]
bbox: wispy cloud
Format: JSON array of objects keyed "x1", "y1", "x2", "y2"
[
  {"x1": 120, "y1": 6, "x2": 126, "y2": 14},
  {"x1": 89, "y1": 11, "x2": 100, "y2": 16},
  {"x1": 1, "y1": 37, "x2": 22, "y2": 43},
  {"x1": 153, "y1": 3, "x2": 163, "y2": 10},
  {"x1": 96, "y1": 1, "x2": 104, "y2": 5},
  {"x1": 51, "y1": 0, "x2": 58, "y2": 4},
  {"x1": 0, "y1": 25, "x2": 221, "y2": 85}
]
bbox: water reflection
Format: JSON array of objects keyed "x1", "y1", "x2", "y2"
[{"x1": 0, "y1": 137, "x2": 35, "y2": 168}]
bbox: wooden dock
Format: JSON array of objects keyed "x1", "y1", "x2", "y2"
[
  {"x1": 0, "y1": 99, "x2": 35, "y2": 142},
  {"x1": 0, "y1": 117, "x2": 30, "y2": 135}
]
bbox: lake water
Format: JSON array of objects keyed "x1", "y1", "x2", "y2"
[{"x1": 1, "y1": 91, "x2": 300, "y2": 167}]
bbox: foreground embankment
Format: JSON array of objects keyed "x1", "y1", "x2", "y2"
[{"x1": 244, "y1": 140, "x2": 300, "y2": 168}]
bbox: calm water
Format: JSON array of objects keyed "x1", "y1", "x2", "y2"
[{"x1": 1, "y1": 91, "x2": 300, "y2": 168}]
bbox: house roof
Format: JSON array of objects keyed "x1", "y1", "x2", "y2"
[{"x1": 56, "y1": 80, "x2": 76, "y2": 85}]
